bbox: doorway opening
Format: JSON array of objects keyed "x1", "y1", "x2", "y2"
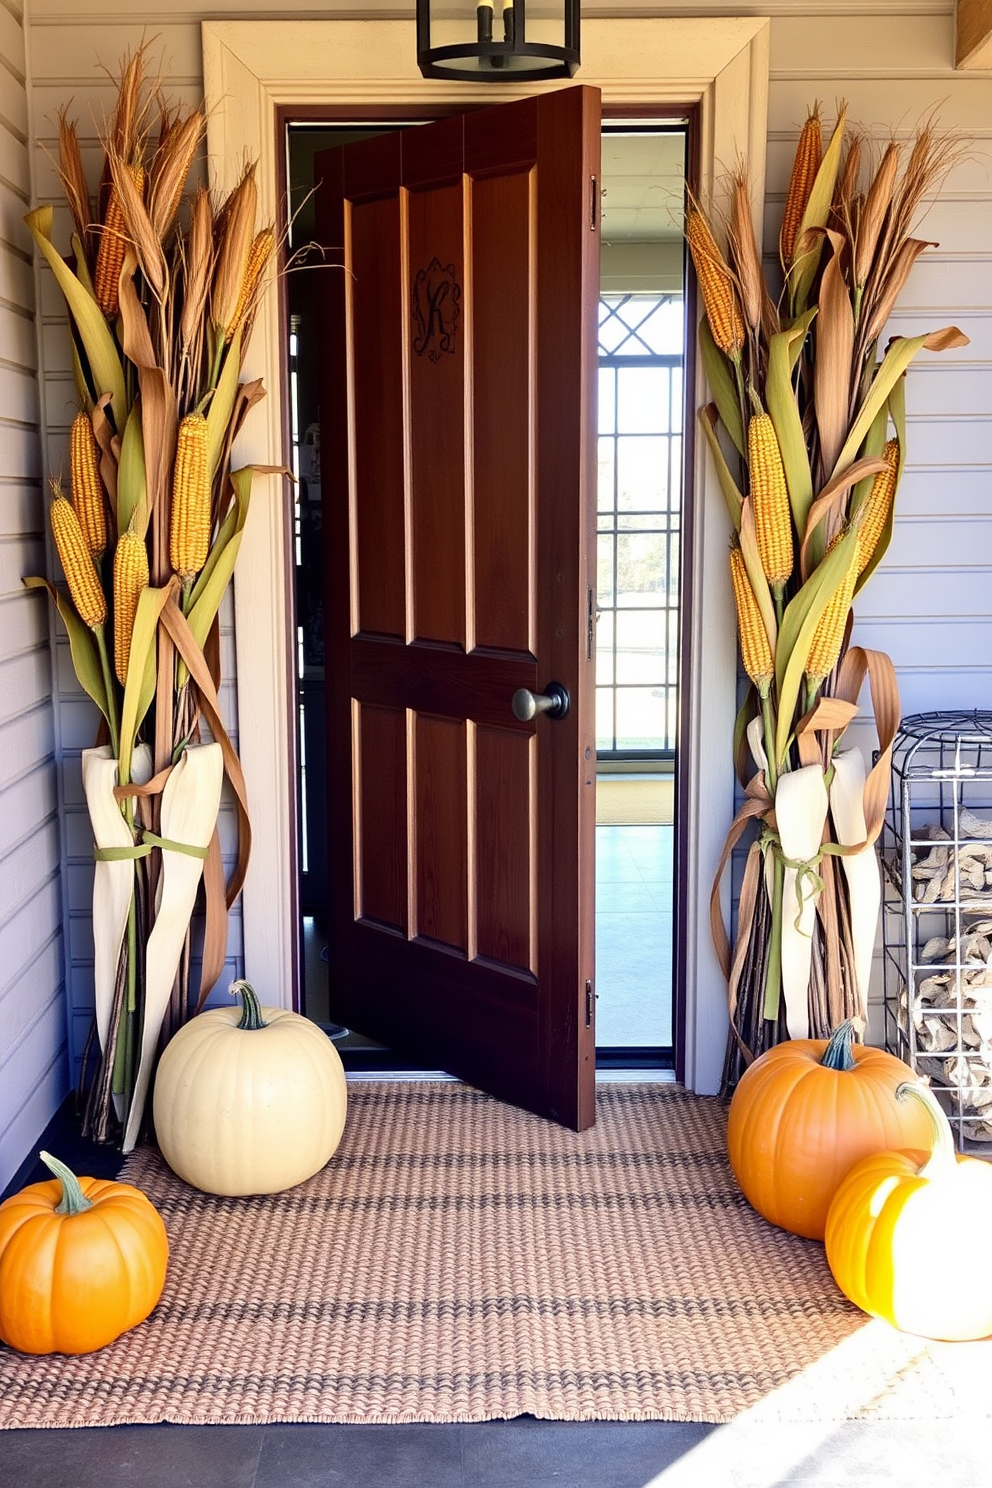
[
  {"x1": 285, "y1": 114, "x2": 689, "y2": 1071},
  {"x1": 594, "y1": 125, "x2": 687, "y2": 1070}
]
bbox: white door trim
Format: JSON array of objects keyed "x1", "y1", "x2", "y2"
[{"x1": 202, "y1": 15, "x2": 770, "y2": 1095}]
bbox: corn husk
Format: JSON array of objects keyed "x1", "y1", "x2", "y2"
[
  {"x1": 830, "y1": 747, "x2": 879, "y2": 1016},
  {"x1": 776, "y1": 764, "x2": 830, "y2": 1039},
  {"x1": 123, "y1": 741, "x2": 223, "y2": 1150},
  {"x1": 82, "y1": 743, "x2": 152, "y2": 1069}
]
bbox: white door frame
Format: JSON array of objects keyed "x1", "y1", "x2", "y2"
[{"x1": 202, "y1": 16, "x2": 770, "y2": 1095}]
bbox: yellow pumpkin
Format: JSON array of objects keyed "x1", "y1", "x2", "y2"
[
  {"x1": 825, "y1": 1082, "x2": 992, "y2": 1341},
  {"x1": 153, "y1": 980, "x2": 347, "y2": 1195},
  {"x1": 0, "y1": 1152, "x2": 168, "y2": 1355},
  {"x1": 727, "y1": 1020, "x2": 932, "y2": 1239}
]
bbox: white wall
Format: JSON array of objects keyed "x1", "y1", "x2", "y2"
[
  {"x1": 0, "y1": 0, "x2": 67, "y2": 1195},
  {"x1": 15, "y1": 0, "x2": 992, "y2": 1123}
]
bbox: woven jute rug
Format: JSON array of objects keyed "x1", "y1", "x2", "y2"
[{"x1": 2, "y1": 1083, "x2": 991, "y2": 1429}]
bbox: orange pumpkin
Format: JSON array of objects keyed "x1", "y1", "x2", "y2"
[
  {"x1": 0, "y1": 1151, "x2": 168, "y2": 1355},
  {"x1": 727, "y1": 1020, "x2": 932, "y2": 1239},
  {"x1": 826, "y1": 1082, "x2": 992, "y2": 1341}
]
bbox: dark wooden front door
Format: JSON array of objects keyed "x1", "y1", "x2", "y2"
[{"x1": 316, "y1": 86, "x2": 600, "y2": 1129}]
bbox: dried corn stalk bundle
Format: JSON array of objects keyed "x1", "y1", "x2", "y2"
[
  {"x1": 901, "y1": 919, "x2": 992, "y2": 1140},
  {"x1": 24, "y1": 44, "x2": 270, "y2": 1147},
  {"x1": 693, "y1": 108, "x2": 970, "y2": 1090}
]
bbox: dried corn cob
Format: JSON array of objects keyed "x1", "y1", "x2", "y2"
[
  {"x1": 747, "y1": 413, "x2": 793, "y2": 592},
  {"x1": 780, "y1": 109, "x2": 822, "y2": 268},
  {"x1": 686, "y1": 209, "x2": 744, "y2": 358},
  {"x1": 224, "y1": 228, "x2": 274, "y2": 345},
  {"x1": 730, "y1": 546, "x2": 773, "y2": 695},
  {"x1": 94, "y1": 163, "x2": 145, "y2": 318},
  {"x1": 806, "y1": 537, "x2": 858, "y2": 685},
  {"x1": 50, "y1": 491, "x2": 107, "y2": 629},
  {"x1": 856, "y1": 438, "x2": 899, "y2": 577},
  {"x1": 169, "y1": 412, "x2": 211, "y2": 581},
  {"x1": 70, "y1": 411, "x2": 107, "y2": 558},
  {"x1": 113, "y1": 527, "x2": 149, "y2": 685}
]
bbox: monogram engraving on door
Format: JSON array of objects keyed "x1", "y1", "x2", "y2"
[{"x1": 412, "y1": 257, "x2": 461, "y2": 361}]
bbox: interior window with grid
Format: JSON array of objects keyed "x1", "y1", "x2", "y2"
[{"x1": 596, "y1": 293, "x2": 683, "y2": 757}]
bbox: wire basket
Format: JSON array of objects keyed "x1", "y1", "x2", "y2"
[{"x1": 882, "y1": 710, "x2": 992, "y2": 1151}]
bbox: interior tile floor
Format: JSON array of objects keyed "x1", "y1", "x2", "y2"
[{"x1": 595, "y1": 824, "x2": 673, "y2": 1048}]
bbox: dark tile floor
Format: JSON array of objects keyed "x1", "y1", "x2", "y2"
[{"x1": 2, "y1": 1416, "x2": 991, "y2": 1487}]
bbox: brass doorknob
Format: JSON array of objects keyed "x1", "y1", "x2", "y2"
[{"x1": 511, "y1": 683, "x2": 570, "y2": 722}]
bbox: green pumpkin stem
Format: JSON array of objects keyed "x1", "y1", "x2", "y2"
[
  {"x1": 897, "y1": 1080, "x2": 957, "y2": 1177},
  {"x1": 231, "y1": 979, "x2": 268, "y2": 1031},
  {"x1": 40, "y1": 1151, "x2": 93, "y2": 1216},
  {"x1": 819, "y1": 1019, "x2": 858, "y2": 1071}
]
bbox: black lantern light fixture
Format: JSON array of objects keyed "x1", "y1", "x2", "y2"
[{"x1": 417, "y1": 1, "x2": 580, "y2": 82}]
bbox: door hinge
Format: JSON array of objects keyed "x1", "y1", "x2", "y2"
[
  {"x1": 587, "y1": 587, "x2": 594, "y2": 660},
  {"x1": 585, "y1": 979, "x2": 595, "y2": 1027},
  {"x1": 590, "y1": 175, "x2": 598, "y2": 231}
]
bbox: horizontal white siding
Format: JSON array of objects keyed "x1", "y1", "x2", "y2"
[
  {"x1": 0, "y1": 0, "x2": 66, "y2": 1196},
  {"x1": 23, "y1": 0, "x2": 992, "y2": 1076}
]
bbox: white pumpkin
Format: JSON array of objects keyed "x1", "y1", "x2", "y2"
[{"x1": 152, "y1": 980, "x2": 347, "y2": 1195}]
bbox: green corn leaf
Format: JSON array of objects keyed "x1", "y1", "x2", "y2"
[
  {"x1": 832, "y1": 328, "x2": 966, "y2": 482},
  {"x1": 699, "y1": 406, "x2": 744, "y2": 533},
  {"x1": 848, "y1": 399, "x2": 889, "y2": 521},
  {"x1": 699, "y1": 318, "x2": 744, "y2": 456},
  {"x1": 773, "y1": 523, "x2": 860, "y2": 768},
  {"x1": 117, "y1": 399, "x2": 149, "y2": 538},
  {"x1": 789, "y1": 109, "x2": 847, "y2": 315},
  {"x1": 855, "y1": 377, "x2": 906, "y2": 595},
  {"x1": 118, "y1": 583, "x2": 176, "y2": 785},
  {"x1": 25, "y1": 206, "x2": 127, "y2": 430},
  {"x1": 24, "y1": 575, "x2": 111, "y2": 727},
  {"x1": 70, "y1": 232, "x2": 95, "y2": 299},
  {"x1": 186, "y1": 467, "x2": 253, "y2": 650},
  {"x1": 740, "y1": 497, "x2": 778, "y2": 658},
  {"x1": 206, "y1": 325, "x2": 243, "y2": 481},
  {"x1": 70, "y1": 336, "x2": 93, "y2": 414},
  {"x1": 766, "y1": 311, "x2": 816, "y2": 540}
]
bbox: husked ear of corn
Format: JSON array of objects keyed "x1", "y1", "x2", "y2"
[
  {"x1": 70, "y1": 410, "x2": 107, "y2": 558},
  {"x1": 94, "y1": 163, "x2": 145, "y2": 318},
  {"x1": 806, "y1": 536, "x2": 858, "y2": 684},
  {"x1": 780, "y1": 108, "x2": 822, "y2": 267},
  {"x1": 113, "y1": 527, "x2": 149, "y2": 684},
  {"x1": 730, "y1": 546, "x2": 774, "y2": 695},
  {"x1": 169, "y1": 412, "x2": 211, "y2": 580},
  {"x1": 747, "y1": 413, "x2": 794, "y2": 592},
  {"x1": 50, "y1": 491, "x2": 107, "y2": 629},
  {"x1": 225, "y1": 228, "x2": 274, "y2": 345},
  {"x1": 686, "y1": 210, "x2": 744, "y2": 358},
  {"x1": 856, "y1": 437, "x2": 899, "y2": 576}
]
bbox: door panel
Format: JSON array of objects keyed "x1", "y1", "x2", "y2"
[
  {"x1": 472, "y1": 169, "x2": 534, "y2": 654},
  {"x1": 474, "y1": 723, "x2": 535, "y2": 973},
  {"x1": 355, "y1": 703, "x2": 407, "y2": 933},
  {"x1": 351, "y1": 197, "x2": 405, "y2": 639},
  {"x1": 317, "y1": 86, "x2": 600, "y2": 1129}
]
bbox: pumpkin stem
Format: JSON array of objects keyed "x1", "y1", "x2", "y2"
[
  {"x1": 819, "y1": 1019, "x2": 858, "y2": 1071},
  {"x1": 897, "y1": 1080, "x2": 956, "y2": 1176},
  {"x1": 40, "y1": 1151, "x2": 93, "y2": 1216},
  {"x1": 230, "y1": 979, "x2": 268, "y2": 1031}
]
